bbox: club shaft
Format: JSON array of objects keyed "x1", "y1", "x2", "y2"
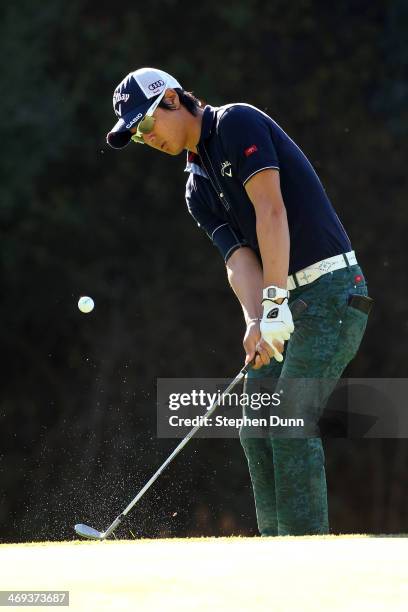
[
  {"x1": 121, "y1": 367, "x2": 247, "y2": 517},
  {"x1": 117, "y1": 303, "x2": 307, "y2": 520},
  {"x1": 103, "y1": 516, "x2": 123, "y2": 538}
]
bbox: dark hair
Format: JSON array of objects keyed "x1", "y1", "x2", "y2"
[{"x1": 159, "y1": 88, "x2": 202, "y2": 116}]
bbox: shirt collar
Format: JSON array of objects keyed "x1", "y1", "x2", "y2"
[
  {"x1": 184, "y1": 151, "x2": 209, "y2": 178},
  {"x1": 198, "y1": 105, "x2": 217, "y2": 144}
]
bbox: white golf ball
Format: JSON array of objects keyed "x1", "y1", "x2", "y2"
[{"x1": 78, "y1": 296, "x2": 94, "y2": 314}]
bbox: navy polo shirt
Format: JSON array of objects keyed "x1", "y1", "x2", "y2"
[{"x1": 185, "y1": 104, "x2": 352, "y2": 275}]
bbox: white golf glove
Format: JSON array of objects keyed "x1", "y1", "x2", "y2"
[{"x1": 260, "y1": 298, "x2": 294, "y2": 363}]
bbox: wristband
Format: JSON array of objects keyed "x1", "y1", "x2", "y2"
[{"x1": 262, "y1": 285, "x2": 289, "y2": 302}]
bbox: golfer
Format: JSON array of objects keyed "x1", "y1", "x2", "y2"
[{"x1": 107, "y1": 67, "x2": 372, "y2": 536}]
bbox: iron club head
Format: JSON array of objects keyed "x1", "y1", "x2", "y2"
[{"x1": 74, "y1": 523, "x2": 106, "y2": 540}]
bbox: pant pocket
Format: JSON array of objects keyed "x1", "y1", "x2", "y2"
[{"x1": 337, "y1": 303, "x2": 369, "y2": 362}]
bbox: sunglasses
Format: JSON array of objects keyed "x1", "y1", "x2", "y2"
[{"x1": 131, "y1": 83, "x2": 167, "y2": 144}]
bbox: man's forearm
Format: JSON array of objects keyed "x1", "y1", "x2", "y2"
[
  {"x1": 226, "y1": 247, "x2": 264, "y2": 324},
  {"x1": 256, "y1": 204, "x2": 290, "y2": 289},
  {"x1": 244, "y1": 169, "x2": 290, "y2": 291}
]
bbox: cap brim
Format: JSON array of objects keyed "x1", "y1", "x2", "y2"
[
  {"x1": 106, "y1": 128, "x2": 133, "y2": 149},
  {"x1": 106, "y1": 98, "x2": 155, "y2": 149}
]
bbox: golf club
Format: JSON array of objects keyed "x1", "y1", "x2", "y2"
[{"x1": 74, "y1": 298, "x2": 307, "y2": 540}]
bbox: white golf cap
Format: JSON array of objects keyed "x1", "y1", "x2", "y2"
[{"x1": 106, "y1": 67, "x2": 182, "y2": 149}]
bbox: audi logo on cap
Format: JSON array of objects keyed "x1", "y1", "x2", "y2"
[{"x1": 148, "y1": 80, "x2": 165, "y2": 91}]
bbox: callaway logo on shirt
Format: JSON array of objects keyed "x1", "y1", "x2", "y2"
[{"x1": 220, "y1": 161, "x2": 232, "y2": 177}]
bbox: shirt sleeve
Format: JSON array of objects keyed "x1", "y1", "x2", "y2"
[
  {"x1": 185, "y1": 173, "x2": 248, "y2": 262},
  {"x1": 217, "y1": 104, "x2": 280, "y2": 185}
]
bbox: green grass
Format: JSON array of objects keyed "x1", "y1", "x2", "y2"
[{"x1": 1, "y1": 536, "x2": 407, "y2": 611}]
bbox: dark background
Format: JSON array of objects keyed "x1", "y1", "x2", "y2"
[{"x1": 1, "y1": 0, "x2": 407, "y2": 542}]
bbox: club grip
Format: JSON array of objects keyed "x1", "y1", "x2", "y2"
[{"x1": 242, "y1": 297, "x2": 308, "y2": 373}]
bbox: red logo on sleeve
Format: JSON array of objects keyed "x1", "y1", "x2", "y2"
[{"x1": 244, "y1": 144, "x2": 258, "y2": 157}]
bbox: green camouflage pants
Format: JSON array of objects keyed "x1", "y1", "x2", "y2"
[{"x1": 240, "y1": 264, "x2": 370, "y2": 536}]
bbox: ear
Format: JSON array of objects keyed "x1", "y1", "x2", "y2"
[{"x1": 163, "y1": 88, "x2": 180, "y2": 109}]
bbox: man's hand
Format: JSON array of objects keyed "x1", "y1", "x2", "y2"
[
  {"x1": 244, "y1": 320, "x2": 284, "y2": 370},
  {"x1": 260, "y1": 299, "x2": 294, "y2": 363}
]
